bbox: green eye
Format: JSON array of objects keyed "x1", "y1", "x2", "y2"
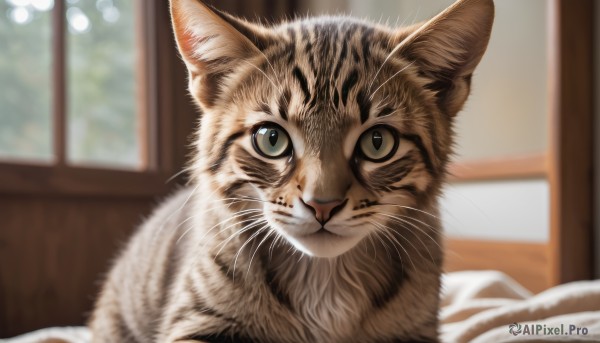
[
  {"x1": 358, "y1": 125, "x2": 398, "y2": 162},
  {"x1": 252, "y1": 123, "x2": 292, "y2": 158}
]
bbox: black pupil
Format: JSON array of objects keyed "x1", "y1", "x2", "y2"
[
  {"x1": 268, "y1": 129, "x2": 279, "y2": 147},
  {"x1": 372, "y1": 131, "x2": 383, "y2": 150}
]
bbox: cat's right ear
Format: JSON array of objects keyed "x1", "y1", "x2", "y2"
[
  {"x1": 392, "y1": 0, "x2": 494, "y2": 117},
  {"x1": 170, "y1": 0, "x2": 272, "y2": 108}
]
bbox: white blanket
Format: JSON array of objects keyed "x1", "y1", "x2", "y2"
[
  {"x1": 3, "y1": 271, "x2": 600, "y2": 343},
  {"x1": 441, "y1": 271, "x2": 600, "y2": 342}
]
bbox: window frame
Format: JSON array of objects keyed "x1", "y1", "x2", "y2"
[{"x1": 0, "y1": 0, "x2": 182, "y2": 197}]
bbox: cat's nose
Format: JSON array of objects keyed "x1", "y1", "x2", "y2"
[{"x1": 301, "y1": 198, "x2": 347, "y2": 224}]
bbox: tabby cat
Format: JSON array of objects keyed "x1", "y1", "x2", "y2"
[{"x1": 89, "y1": 0, "x2": 494, "y2": 342}]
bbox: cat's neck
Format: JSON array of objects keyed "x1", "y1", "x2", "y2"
[
  {"x1": 260, "y1": 234, "x2": 418, "y2": 339},
  {"x1": 266, "y1": 238, "x2": 406, "y2": 297}
]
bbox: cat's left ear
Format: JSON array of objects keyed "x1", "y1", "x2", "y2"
[
  {"x1": 393, "y1": 0, "x2": 494, "y2": 117},
  {"x1": 170, "y1": 0, "x2": 273, "y2": 108}
]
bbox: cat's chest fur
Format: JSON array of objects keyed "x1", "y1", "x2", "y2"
[{"x1": 265, "y1": 253, "x2": 376, "y2": 342}]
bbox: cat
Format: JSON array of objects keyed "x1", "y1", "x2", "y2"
[{"x1": 89, "y1": 0, "x2": 494, "y2": 342}]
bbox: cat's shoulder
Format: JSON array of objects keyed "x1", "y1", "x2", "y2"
[
  {"x1": 151, "y1": 186, "x2": 196, "y2": 221},
  {"x1": 133, "y1": 185, "x2": 197, "y2": 242}
]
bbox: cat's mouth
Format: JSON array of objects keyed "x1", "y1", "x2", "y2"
[
  {"x1": 281, "y1": 224, "x2": 365, "y2": 258},
  {"x1": 293, "y1": 224, "x2": 346, "y2": 239},
  {"x1": 266, "y1": 211, "x2": 366, "y2": 257},
  {"x1": 311, "y1": 227, "x2": 341, "y2": 237}
]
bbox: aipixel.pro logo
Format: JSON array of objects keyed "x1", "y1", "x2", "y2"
[{"x1": 508, "y1": 322, "x2": 589, "y2": 337}]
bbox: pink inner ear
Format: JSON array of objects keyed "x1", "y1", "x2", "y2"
[
  {"x1": 172, "y1": 9, "x2": 199, "y2": 61},
  {"x1": 179, "y1": 32, "x2": 197, "y2": 59}
]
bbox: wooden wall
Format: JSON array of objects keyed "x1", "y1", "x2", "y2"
[
  {"x1": 444, "y1": 239, "x2": 550, "y2": 294},
  {"x1": 0, "y1": 196, "x2": 155, "y2": 336}
]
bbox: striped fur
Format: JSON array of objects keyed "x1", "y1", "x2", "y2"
[{"x1": 90, "y1": 0, "x2": 494, "y2": 342}]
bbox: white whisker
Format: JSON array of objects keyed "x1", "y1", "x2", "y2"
[
  {"x1": 247, "y1": 229, "x2": 275, "y2": 275},
  {"x1": 213, "y1": 218, "x2": 268, "y2": 260},
  {"x1": 369, "y1": 62, "x2": 414, "y2": 101},
  {"x1": 241, "y1": 60, "x2": 278, "y2": 92},
  {"x1": 374, "y1": 212, "x2": 441, "y2": 266},
  {"x1": 232, "y1": 224, "x2": 270, "y2": 281},
  {"x1": 154, "y1": 184, "x2": 202, "y2": 241}
]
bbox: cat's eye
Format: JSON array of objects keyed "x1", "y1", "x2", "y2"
[
  {"x1": 252, "y1": 123, "x2": 292, "y2": 158},
  {"x1": 357, "y1": 125, "x2": 398, "y2": 162}
]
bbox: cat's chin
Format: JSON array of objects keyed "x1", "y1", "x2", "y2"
[{"x1": 281, "y1": 229, "x2": 365, "y2": 258}]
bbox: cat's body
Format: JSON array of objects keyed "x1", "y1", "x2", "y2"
[
  {"x1": 90, "y1": 1, "x2": 494, "y2": 342},
  {"x1": 92, "y1": 186, "x2": 440, "y2": 342}
]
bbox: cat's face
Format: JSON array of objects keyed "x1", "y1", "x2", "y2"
[
  {"x1": 211, "y1": 21, "x2": 443, "y2": 258},
  {"x1": 171, "y1": 0, "x2": 494, "y2": 257}
]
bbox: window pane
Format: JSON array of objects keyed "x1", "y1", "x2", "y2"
[
  {"x1": 67, "y1": 0, "x2": 141, "y2": 169},
  {"x1": 0, "y1": 0, "x2": 53, "y2": 162}
]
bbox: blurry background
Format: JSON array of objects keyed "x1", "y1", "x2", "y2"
[{"x1": 0, "y1": 0, "x2": 596, "y2": 337}]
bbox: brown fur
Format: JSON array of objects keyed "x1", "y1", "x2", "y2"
[{"x1": 89, "y1": 1, "x2": 494, "y2": 342}]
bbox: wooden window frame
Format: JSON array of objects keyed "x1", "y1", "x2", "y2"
[
  {"x1": 0, "y1": 0, "x2": 184, "y2": 198},
  {"x1": 448, "y1": 154, "x2": 547, "y2": 182}
]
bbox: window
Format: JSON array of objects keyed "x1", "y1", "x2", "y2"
[
  {"x1": 0, "y1": 0, "x2": 180, "y2": 196},
  {"x1": 0, "y1": 0, "x2": 53, "y2": 162},
  {"x1": 66, "y1": 0, "x2": 142, "y2": 168},
  {"x1": 1, "y1": 0, "x2": 146, "y2": 169}
]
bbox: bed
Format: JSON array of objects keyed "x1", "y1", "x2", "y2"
[{"x1": 4, "y1": 270, "x2": 599, "y2": 343}]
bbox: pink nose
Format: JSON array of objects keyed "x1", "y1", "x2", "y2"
[{"x1": 302, "y1": 198, "x2": 347, "y2": 224}]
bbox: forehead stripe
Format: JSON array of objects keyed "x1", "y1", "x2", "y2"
[
  {"x1": 292, "y1": 66, "x2": 311, "y2": 104},
  {"x1": 341, "y1": 69, "x2": 359, "y2": 106},
  {"x1": 257, "y1": 103, "x2": 272, "y2": 116},
  {"x1": 377, "y1": 107, "x2": 394, "y2": 117},
  {"x1": 361, "y1": 27, "x2": 374, "y2": 62},
  {"x1": 333, "y1": 41, "x2": 347, "y2": 80},
  {"x1": 356, "y1": 90, "x2": 371, "y2": 124},
  {"x1": 277, "y1": 89, "x2": 290, "y2": 121}
]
